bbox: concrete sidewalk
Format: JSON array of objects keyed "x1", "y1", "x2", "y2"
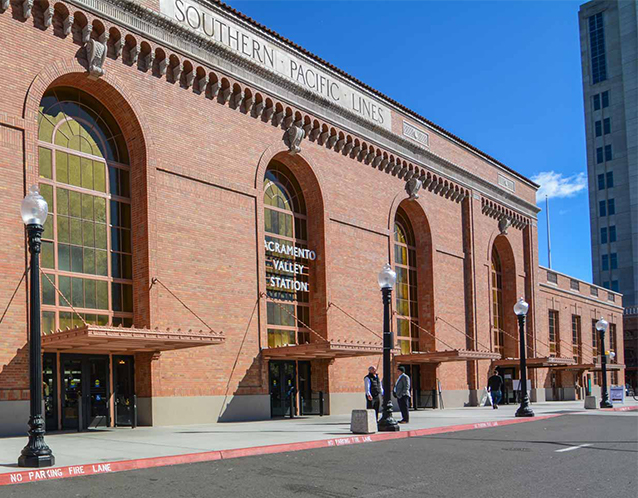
[{"x1": 1, "y1": 400, "x2": 636, "y2": 482}]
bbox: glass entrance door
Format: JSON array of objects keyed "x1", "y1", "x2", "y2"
[
  {"x1": 500, "y1": 367, "x2": 516, "y2": 404},
  {"x1": 298, "y1": 361, "x2": 312, "y2": 415},
  {"x1": 399, "y1": 364, "x2": 421, "y2": 409},
  {"x1": 88, "y1": 357, "x2": 109, "y2": 428},
  {"x1": 43, "y1": 353, "x2": 57, "y2": 431},
  {"x1": 269, "y1": 360, "x2": 296, "y2": 417},
  {"x1": 113, "y1": 356, "x2": 135, "y2": 426},
  {"x1": 61, "y1": 357, "x2": 83, "y2": 429}
]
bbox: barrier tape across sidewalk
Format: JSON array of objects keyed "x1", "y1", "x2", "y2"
[{"x1": 2, "y1": 407, "x2": 636, "y2": 486}]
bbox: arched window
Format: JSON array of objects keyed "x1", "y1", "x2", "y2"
[
  {"x1": 491, "y1": 247, "x2": 505, "y2": 357},
  {"x1": 37, "y1": 87, "x2": 133, "y2": 334},
  {"x1": 264, "y1": 161, "x2": 310, "y2": 347},
  {"x1": 394, "y1": 208, "x2": 419, "y2": 354}
]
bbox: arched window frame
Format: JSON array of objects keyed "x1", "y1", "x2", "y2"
[
  {"x1": 491, "y1": 247, "x2": 505, "y2": 357},
  {"x1": 264, "y1": 162, "x2": 311, "y2": 347},
  {"x1": 37, "y1": 88, "x2": 133, "y2": 334},
  {"x1": 394, "y1": 208, "x2": 419, "y2": 355}
]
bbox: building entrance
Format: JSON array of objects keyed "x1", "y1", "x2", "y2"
[
  {"x1": 398, "y1": 364, "x2": 422, "y2": 409},
  {"x1": 269, "y1": 360, "x2": 315, "y2": 417},
  {"x1": 499, "y1": 367, "x2": 517, "y2": 404}
]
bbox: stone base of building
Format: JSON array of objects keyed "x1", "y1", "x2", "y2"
[{"x1": 0, "y1": 400, "x2": 29, "y2": 437}]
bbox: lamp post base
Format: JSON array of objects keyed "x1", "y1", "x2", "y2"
[
  {"x1": 599, "y1": 400, "x2": 613, "y2": 409},
  {"x1": 515, "y1": 404, "x2": 535, "y2": 418},
  {"x1": 378, "y1": 416, "x2": 401, "y2": 432},
  {"x1": 18, "y1": 453, "x2": 55, "y2": 468}
]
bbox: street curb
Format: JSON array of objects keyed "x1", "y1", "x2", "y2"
[
  {"x1": 0, "y1": 413, "x2": 565, "y2": 486},
  {"x1": 601, "y1": 405, "x2": 638, "y2": 412}
]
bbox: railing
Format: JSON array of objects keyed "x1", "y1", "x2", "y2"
[{"x1": 624, "y1": 307, "x2": 638, "y2": 316}]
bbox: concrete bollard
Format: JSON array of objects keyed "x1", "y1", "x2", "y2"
[
  {"x1": 584, "y1": 395, "x2": 598, "y2": 409},
  {"x1": 350, "y1": 409, "x2": 378, "y2": 434}
]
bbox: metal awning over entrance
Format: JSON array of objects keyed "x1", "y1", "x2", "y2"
[
  {"x1": 591, "y1": 363, "x2": 625, "y2": 372},
  {"x1": 42, "y1": 325, "x2": 225, "y2": 354},
  {"x1": 492, "y1": 356, "x2": 575, "y2": 369},
  {"x1": 262, "y1": 340, "x2": 387, "y2": 360},
  {"x1": 394, "y1": 349, "x2": 502, "y2": 364}
]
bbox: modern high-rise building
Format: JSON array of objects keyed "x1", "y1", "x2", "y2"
[{"x1": 578, "y1": 0, "x2": 637, "y2": 387}]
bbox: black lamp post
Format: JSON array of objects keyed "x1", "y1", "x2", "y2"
[
  {"x1": 18, "y1": 185, "x2": 55, "y2": 468},
  {"x1": 596, "y1": 317, "x2": 613, "y2": 408},
  {"x1": 514, "y1": 297, "x2": 534, "y2": 418},
  {"x1": 377, "y1": 264, "x2": 400, "y2": 432}
]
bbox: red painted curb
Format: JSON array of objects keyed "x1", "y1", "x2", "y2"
[
  {"x1": 601, "y1": 405, "x2": 638, "y2": 412},
  {"x1": 0, "y1": 413, "x2": 563, "y2": 486}
]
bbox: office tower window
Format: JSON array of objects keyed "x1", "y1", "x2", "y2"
[
  {"x1": 610, "y1": 253, "x2": 617, "y2": 270},
  {"x1": 599, "y1": 200, "x2": 606, "y2": 216},
  {"x1": 603, "y1": 281, "x2": 610, "y2": 289},
  {"x1": 589, "y1": 13, "x2": 607, "y2": 84},
  {"x1": 601, "y1": 227, "x2": 607, "y2": 244},
  {"x1": 609, "y1": 226, "x2": 616, "y2": 242},
  {"x1": 598, "y1": 173, "x2": 605, "y2": 190},
  {"x1": 593, "y1": 94, "x2": 601, "y2": 110},
  {"x1": 602, "y1": 90, "x2": 609, "y2": 107},
  {"x1": 608, "y1": 198, "x2": 615, "y2": 215},
  {"x1": 595, "y1": 121, "x2": 602, "y2": 137},
  {"x1": 604, "y1": 144, "x2": 612, "y2": 161},
  {"x1": 603, "y1": 117, "x2": 611, "y2": 134},
  {"x1": 611, "y1": 280, "x2": 619, "y2": 292},
  {"x1": 606, "y1": 171, "x2": 613, "y2": 188},
  {"x1": 602, "y1": 254, "x2": 609, "y2": 271},
  {"x1": 596, "y1": 147, "x2": 603, "y2": 163}
]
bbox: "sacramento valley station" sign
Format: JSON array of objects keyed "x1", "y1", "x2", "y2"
[
  {"x1": 265, "y1": 240, "x2": 315, "y2": 292},
  {"x1": 160, "y1": 0, "x2": 392, "y2": 131}
]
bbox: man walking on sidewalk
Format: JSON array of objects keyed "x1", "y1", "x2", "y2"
[
  {"x1": 394, "y1": 366, "x2": 411, "y2": 424},
  {"x1": 487, "y1": 369, "x2": 504, "y2": 409},
  {"x1": 364, "y1": 365, "x2": 383, "y2": 419}
]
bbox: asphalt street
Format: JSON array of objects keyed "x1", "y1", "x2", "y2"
[{"x1": 4, "y1": 412, "x2": 637, "y2": 498}]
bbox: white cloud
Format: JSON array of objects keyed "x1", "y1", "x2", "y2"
[{"x1": 531, "y1": 171, "x2": 587, "y2": 204}]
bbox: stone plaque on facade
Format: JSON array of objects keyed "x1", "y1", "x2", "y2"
[
  {"x1": 402, "y1": 120, "x2": 429, "y2": 147},
  {"x1": 498, "y1": 174, "x2": 515, "y2": 192},
  {"x1": 160, "y1": 0, "x2": 392, "y2": 131}
]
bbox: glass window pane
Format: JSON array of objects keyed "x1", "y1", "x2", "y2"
[
  {"x1": 95, "y1": 224, "x2": 107, "y2": 250},
  {"x1": 84, "y1": 279, "x2": 96, "y2": 309},
  {"x1": 59, "y1": 276, "x2": 71, "y2": 305},
  {"x1": 94, "y1": 162, "x2": 106, "y2": 193},
  {"x1": 58, "y1": 244, "x2": 70, "y2": 271},
  {"x1": 112, "y1": 283, "x2": 122, "y2": 312},
  {"x1": 55, "y1": 151, "x2": 68, "y2": 184},
  {"x1": 121, "y1": 254, "x2": 132, "y2": 279},
  {"x1": 111, "y1": 227, "x2": 120, "y2": 251},
  {"x1": 81, "y1": 194, "x2": 94, "y2": 221},
  {"x1": 68, "y1": 154, "x2": 81, "y2": 187},
  {"x1": 69, "y1": 191, "x2": 81, "y2": 218},
  {"x1": 96, "y1": 280, "x2": 108, "y2": 309},
  {"x1": 71, "y1": 278, "x2": 83, "y2": 307},
  {"x1": 39, "y1": 147, "x2": 52, "y2": 179},
  {"x1": 120, "y1": 203, "x2": 131, "y2": 229},
  {"x1": 59, "y1": 311, "x2": 72, "y2": 330},
  {"x1": 41, "y1": 274, "x2": 55, "y2": 306},
  {"x1": 95, "y1": 249, "x2": 108, "y2": 276},
  {"x1": 110, "y1": 201, "x2": 119, "y2": 227},
  {"x1": 42, "y1": 217, "x2": 54, "y2": 241},
  {"x1": 58, "y1": 215, "x2": 69, "y2": 243},
  {"x1": 111, "y1": 253, "x2": 121, "y2": 278},
  {"x1": 122, "y1": 284, "x2": 133, "y2": 312},
  {"x1": 83, "y1": 248, "x2": 95, "y2": 274},
  {"x1": 40, "y1": 184, "x2": 53, "y2": 214},
  {"x1": 81, "y1": 157, "x2": 93, "y2": 190},
  {"x1": 94, "y1": 197, "x2": 106, "y2": 223},
  {"x1": 41, "y1": 241, "x2": 54, "y2": 269},
  {"x1": 42, "y1": 311, "x2": 56, "y2": 334},
  {"x1": 57, "y1": 188, "x2": 69, "y2": 215},
  {"x1": 39, "y1": 117, "x2": 54, "y2": 143},
  {"x1": 119, "y1": 170, "x2": 130, "y2": 198},
  {"x1": 70, "y1": 245, "x2": 83, "y2": 273},
  {"x1": 109, "y1": 168, "x2": 118, "y2": 196},
  {"x1": 121, "y1": 229, "x2": 131, "y2": 253},
  {"x1": 82, "y1": 221, "x2": 95, "y2": 247},
  {"x1": 70, "y1": 218, "x2": 82, "y2": 246}
]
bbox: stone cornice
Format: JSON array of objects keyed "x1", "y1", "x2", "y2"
[{"x1": 64, "y1": 0, "x2": 539, "y2": 217}]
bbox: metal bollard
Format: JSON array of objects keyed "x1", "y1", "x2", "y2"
[
  {"x1": 319, "y1": 391, "x2": 324, "y2": 417},
  {"x1": 77, "y1": 392, "x2": 83, "y2": 432},
  {"x1": 132, "y1": 394, "x2": 137, "y2": 429}
]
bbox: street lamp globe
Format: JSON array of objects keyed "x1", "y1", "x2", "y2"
[
  {"x1": 20, "y1": 185, "x2": 48, "y2": 226},
  {"x1": 596, "y1": 316, "x2": 608, "y2": 332},
  {"x1": 513, "y1": 297, "x2": 529, "y2": 316},
  {"x1": 377, "y1": 263, "x2": 396, "y2": 289}
]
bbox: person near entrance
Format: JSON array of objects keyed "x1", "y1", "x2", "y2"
[
  {"x1": 487, "y1": 369, "x2": 504, "y2": 409},
  {"x1": 364, "y1": 366, "x2": 383, "y2": 419},
  {"x1": 393, "y1": 366, "x2": 411, "y2": 424}
]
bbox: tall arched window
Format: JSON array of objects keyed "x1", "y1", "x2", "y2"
[
  {"x1": 491, "y1": 247, "x2": 505, "y2": 357},
  {"x1": 394, "y1": 208, "x2": 419, "y2": 354},
  {"x1": 37, "y1": 87, "x2": 133, "y2": 334},
  {"x1": 264, "y1": 161, "x2": 310, "y2": 347}
]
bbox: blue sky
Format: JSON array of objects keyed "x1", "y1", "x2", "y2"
[{"x1": 229, "y1": 0, "x2": 593, "y2": 281}]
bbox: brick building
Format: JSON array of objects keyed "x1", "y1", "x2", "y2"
[{"x1": 0, "y1": 0, "x2": 624, "y2": 436}]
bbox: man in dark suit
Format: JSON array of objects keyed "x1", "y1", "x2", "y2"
[{"x1": 393, "y1": 366, "x2": 411, "y2": 424}]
